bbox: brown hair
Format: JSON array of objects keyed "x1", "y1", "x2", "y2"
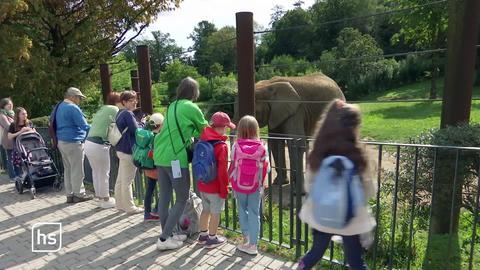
[
  {"x1": 237, "y1": 115, "x2": 260, "y2": 139},
  {"x1": 308, "y1": 99, "x2": 367, "y2": 174},
  {"x1": 0, "y1": 97, "x2": 12, "y2": 110},
  {"x1": 120, "y1": 90, "x2": 137, "y2": 105},
  {"x1": 106, "y1": 92, "x2": 121, "y2": 105},
  {"x1": 176, "y1": 77, "x2": 200, "y2": 101},
  {"x1": 13, "y1": 107, "x2": 31, "y2": 132}
]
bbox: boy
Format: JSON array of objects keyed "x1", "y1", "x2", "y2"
[{"x1": 197, "y1": 112, "x2": 235, "y2": 248}]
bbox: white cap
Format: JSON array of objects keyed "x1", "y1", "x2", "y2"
[
  {"x1": 150, "y1": 113, "x2": 164, "y2": 125},
  {"x1": 65, "y1": 87, "x2": 86, "y2": 98}
]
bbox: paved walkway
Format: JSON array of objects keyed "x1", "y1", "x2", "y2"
[{"x1": 0, "y1": 174, "x2": 297, "y2": 269}]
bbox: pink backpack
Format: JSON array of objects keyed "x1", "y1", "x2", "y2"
[{"x1": 229, "y1": 139, "x2": 267, "y2": 194}]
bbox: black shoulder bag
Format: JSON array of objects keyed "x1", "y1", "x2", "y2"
[{"x1": 173, "y1": 101, "x2": 193, "y2": 163}]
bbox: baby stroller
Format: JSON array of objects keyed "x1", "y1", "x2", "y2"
[{"x1": 13, "y1": 131, "x2": 62, "y2": 199}]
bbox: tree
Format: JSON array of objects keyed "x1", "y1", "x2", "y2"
[
  {"x1": 0, "y1": 0, "x2": 32, "y2": 90},
  {"x1": 0, "y1": 0, "x2": 180, "y2": 117},
  {"x1": 202, "y1": 26, "x2": 237, "y2": 74},
  {"x1": 122, "y1": 31, "x2": 183, "y2": 83},
  {"x1": 388, "y1": 0, "x2": 448, "y2": 99},
  {"x1": 189, "y1": 20, "x2": 217, "y2": 75},
  {"x1": 161, "y1": 59, "x2": 204, "y2": 99},
  {"x1": 309, "y1": 0, "x2": 378, "y2": 55}
]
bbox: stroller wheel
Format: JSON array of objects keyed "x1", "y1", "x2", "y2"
[
  {"x1": 15, "y1": 180, "x2": 23, "y2": 194},
  {"x1": 30, "y1": 188, "x2": 36, "y2": 199},
  {"x1": 53, "y1": 180, "x2": 63, "y2": 191}
]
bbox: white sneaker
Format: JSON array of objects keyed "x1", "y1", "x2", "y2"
[
  {"x1": 237, "y1": 244, "x2": 258, "y2": 255},
  {"x1": 172, "y1": 234, "x2": 187, "y2": 242},
  {"x1": 125, "y1": 207, "x2": 144, "y2": 214},
  {"x1": 156, "y1": 237, "x2": 183, "y2": 251},
  {"x1": 99, "y1": 198, "x2": 116, "y2": 209}
]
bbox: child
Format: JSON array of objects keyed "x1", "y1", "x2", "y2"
[
  {"x1": 297, "y1": 100, "x2": 376, "y2": 270},
  {"x1": 143, "y1": 113, "x2": 164, "y2": 221},
  {"x1": 229, "y1": 115, "x2": 269, "y2": 255},
  {"x1": 196, "y1": 112, "x2": 235, "y2": 248}
]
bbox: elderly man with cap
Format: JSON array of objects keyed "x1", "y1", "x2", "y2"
[{"x1": 53, "y1": 87, "x2": 92, "y2": 203}]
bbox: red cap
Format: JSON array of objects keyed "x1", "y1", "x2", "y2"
[{"x1": 210, "y1": 112, "x2": 236, "y2": 129}]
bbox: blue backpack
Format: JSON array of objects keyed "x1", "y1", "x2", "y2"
[
  {"x1": 192, "y1": 140, "x2": 224, "y2": 183},
  {"x1": 310, "y1": 155, "x2": 365, "y2": 229}
]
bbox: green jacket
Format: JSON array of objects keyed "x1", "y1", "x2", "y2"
[
  {"x1": 154, "y1": 99, "x2": 208, "y2": 168},
  {"x1": 87, "y1": 105, "x2": 119, "y2": 141}
]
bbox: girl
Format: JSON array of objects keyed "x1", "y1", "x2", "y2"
[
  {"x1": 229, "y1": 115, "x2": 269, "y2": 255},
  {"x1": 7, "y1": 107, "x2": 35, "y2": 179},
  {"x1": 298, "y1": 99, "x2": 376, "y2": 270},
  {"x1": 0, "y1": 98, "x2": 15, "y2": 180}
]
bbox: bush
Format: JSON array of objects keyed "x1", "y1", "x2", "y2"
[
  {"x1": 256, "y1": 55, "x2": 319, "y2": 82},
  {"x1": 161, "y1": 60, "x2": 205, "y2": 101},
  {"x1": 30, "y1": 116, "x2": 50, "y2": 127}
]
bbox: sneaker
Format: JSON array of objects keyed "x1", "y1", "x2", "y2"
[
  {"x1": 125, "y1": 207, "x2": 144, "y2": 214},
  {"x1": 72, "y1": 194, "x2": 93, "y2": 203},
  {"x1": 197, "y1": 234, "x2": 209, "y2": 245},
  {"x1": 99, "y1": 198, "x2": 116, "y2": 209},
  {"x1": 205, "y1": 236, "x2": 226, "y2": 249},
  {"x1": 144, "y1": 213, "x2": 160, "y2": 222},
  {"x1": 150, "y1": 212, "x2": 159, "y2": 217},
  {"x1": 66, "y1": 196, "x2": 74, "y2": 203},
  {"x1": 237, "y1": 244, "x2": 258, "y2": 255},
  {"x1": 156, "y1": 237, "x2": 183, "y2": 251},
  {"x1": 171, "y1": 234, "x2": 187, "y2": 242}
]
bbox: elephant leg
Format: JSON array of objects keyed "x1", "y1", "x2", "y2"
[
  {"x1": 269, "y1": 136, "x2": 289, "y2": 185},
  {"x1": 287, "y1": 139, "x2": 305, "y2": 194}
]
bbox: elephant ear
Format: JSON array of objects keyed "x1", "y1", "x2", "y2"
[{"x1": 266, "y1": 82, "x2": 301, "y2": 130}]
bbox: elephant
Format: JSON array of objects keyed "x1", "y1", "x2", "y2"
[{"x1": 249, "y1": 73, "x2": 345, "y2": 186}]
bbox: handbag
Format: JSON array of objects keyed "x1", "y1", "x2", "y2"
[
  {"x1": 48, "y1": 102, "x2": 61, "y2": 149},
  {"x1": 107, "y1": 110, "x2": 128, "y2": 146}
]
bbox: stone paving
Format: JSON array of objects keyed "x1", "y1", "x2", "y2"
[{"x1": 0, "y1": 174, "x2": 297, "y2": 270}]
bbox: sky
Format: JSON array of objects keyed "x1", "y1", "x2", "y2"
[{"x1": 131, "y1": 0, "x2": 316, "y2": 49}]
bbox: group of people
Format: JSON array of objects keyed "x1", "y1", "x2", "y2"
[{"x1": 0, "y1": 76, "x2": 375, "y2": 269}]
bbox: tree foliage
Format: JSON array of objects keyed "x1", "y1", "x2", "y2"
[
  {"x1": 0, "y1": 0, "x2": 180, "y2": 117},
  {"x1": 189, "y1": 20, "x2": 217, "y2": 75},
  {"x1": 122, "y1": 31, "x2": 183, "y2": 83}
]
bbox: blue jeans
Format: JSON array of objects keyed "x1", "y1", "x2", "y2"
[
  {"x1": 299, "y1": 230, "x2": 368, "y2": 270},
  {"x1": 5, "y1": 149, "x2": 16, "y2": 179},
  {"x1": 235, "y1": 190, "x2": 261, "y2": 245},
  {"x1": 144, "y1": 176, "x2": 158, "y2": 217}
]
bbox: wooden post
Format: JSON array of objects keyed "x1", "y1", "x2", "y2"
[
  {"x1": 136, "y1": 45, "x2": 153, "y2": 115},
  {"x1": 99, "y1": 64, "x2": 112, "y2": 104},
  {"x1": 440, "y1": 0, "x2": 480, "y2": 128},
  {"x1": 236, "y1": 12, "x2": 255, "y2": 119}
]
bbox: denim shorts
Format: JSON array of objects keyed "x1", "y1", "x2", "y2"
[{"x1": 200, "y1": 192, "x2": 225, "y2": 214}]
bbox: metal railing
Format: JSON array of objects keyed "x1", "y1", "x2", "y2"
[{"x1": 3, "y1": 128, "x2": 479, "y2": 269}]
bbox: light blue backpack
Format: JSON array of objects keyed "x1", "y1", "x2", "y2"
[{"x1": 310, "y1": 155, "x2": 365, "y2": 229}]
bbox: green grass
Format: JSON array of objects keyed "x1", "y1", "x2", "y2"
[{"x1": 358, "y1": 79, "x2": 480, "y2": 142}]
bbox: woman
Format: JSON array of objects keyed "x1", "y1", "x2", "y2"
[
  {"x1": 7, "y1": 107, "x2": 35, "y2": 179},
  {"x1": 114, "y1": 90, "x2": 143, "y2": 214},
  {"x1": 298, "y1": 100, "x2": 376, "y2": 270},
  {"x1": 0, "y1": 98, "x2": 15, "y2": 180},
  {"x1": 85, "y1": 92, "x2": 121, "y2": 209},
  {"x1": 154, "y1": 77, "x2": 208, "y2": 251}
]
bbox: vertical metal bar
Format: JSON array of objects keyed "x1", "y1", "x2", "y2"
[
  {"x1": 225, "y1": 194, "x2": 229, "y2": 228},
  {"x1": 290, "y1": 139, "x2": 296, "y2": 249},
  {"x1": 329, "y1": 240, "x2": 334, "y2": 264},
  {"x1": 407, "y1": 147, "x2": 419, "y2": 269},
  {"x1": 279, "y1": 150, "x2": 284, "y2": 246},
  {"x1": 136, "y1": 45, "x2": 153, "y2": 115},
  {"x1": 427, "y1": 148, "x2": 439, "y2": 253},
  {"x1": 388, "y1": 145, "x2": 401, "y2": 270},
  {"x1": 130, "y1": 70, "x2": 140, "y2": 94},
  {"x1": 468, "y1": 153, "x2": 480, "y2": 270},
  {"x1": 99, "y1": 64, "x2": 112, "y2": 105},
  {"x1": 447, "y1": 149, "x2": 460, "y2": 267},
  {"x1": 304, "y1": 223, "x2": 309, "y2": 253},
  {"x1": 295, "y1": 139, "x2": 303, "y2": 258},
  {"x1": 268, "y1": 140, "x2": 273, "y2": 242},
  {"x1": 233, "y1": 194, "x2": 237, "y2": 231},
  {"x1": 372, "y1": 144, "x2": 383, "y2": 270},
  {"x1": 235, "y1": 12, "x2": 255, "y2": 119}
]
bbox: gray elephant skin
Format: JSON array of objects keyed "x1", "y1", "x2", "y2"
[{"x1": 253, "y1": 73, "x2": 345, "y2": 185}]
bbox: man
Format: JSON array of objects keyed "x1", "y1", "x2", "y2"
[{"x1": 53, "y1": 87, "x2": 92, "y2": 203}]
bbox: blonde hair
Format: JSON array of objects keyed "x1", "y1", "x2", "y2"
[{"x1": 237, "y1": 115, "x2": 260, "y2": 139}]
